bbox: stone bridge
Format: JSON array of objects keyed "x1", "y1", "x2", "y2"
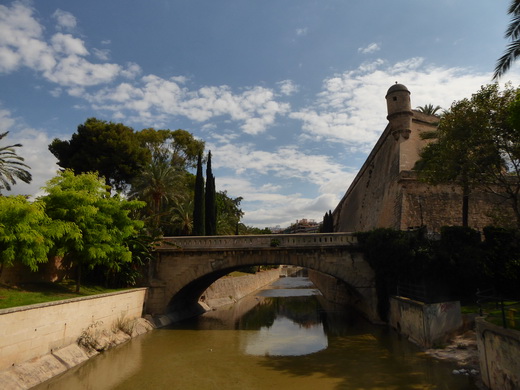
[{"x1": 146, "y1": 233, "x2": 378, "y2": 322}]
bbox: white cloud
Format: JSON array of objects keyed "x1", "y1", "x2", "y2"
[
  {"x1": 0, "y1": 2, "x2": 135, "y2": 87},
  {"x1": 207, "y1": 139, "x2": 354, "y2": 226},
  {"x1": 277, "y1": 79, "x2": 299, "y2": 96},
  {"x1": 51, "y1": 33, "x2": 88, "y2": 56},
  {"x1": 296, "y1": 27, "x2": 308, "y2": 36},
  {"x1": 93, "y1": 48, "x2": 110, "y2": 61},
  {"x1": 290, "y1": 58, "x2": 520, "y2": 150},
  {"x1": 358, "y1": 43, "x2": 380, "y2": 54},
  {"x1": 87, "y1": 78, "x2": 290, "y2": 134},
  {"x1": 52, "y1": 9, "x2": 77, "y2": 31}
]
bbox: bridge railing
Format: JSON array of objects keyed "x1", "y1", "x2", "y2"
[{"x1": 158, "y1": 233, "x2": 357, "y2": 251}]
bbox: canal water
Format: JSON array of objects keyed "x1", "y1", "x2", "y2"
[{"x1": 35, "y1": 275, "x2": 479, "y2": 390}]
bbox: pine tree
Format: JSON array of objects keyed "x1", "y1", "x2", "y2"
[
  {"x1": 193, "y1": 152, "x2": 205, "y2": 235},
  {"x1": 205, "y1": 151, "x2": 217, "y2": 235}
]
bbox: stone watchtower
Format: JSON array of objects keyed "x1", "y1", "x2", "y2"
[
  {"x1": 385, "y1": 83, "x2": 416, "y2": 171},
  {"x1": 334, "y1": 82, "x2": 508, "y2": 233}
]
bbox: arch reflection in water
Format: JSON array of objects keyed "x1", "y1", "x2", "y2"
[
  {"x1": 239, "y1": 276, "x2": 328, "y2": 357},
  {"x1": 243, "y1": 314, "x2": 327, "y2": 356}
]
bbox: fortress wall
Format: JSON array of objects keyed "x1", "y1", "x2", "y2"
[
  {"x1": 334, "y1": 124, "x2": 402, "y2": 232},
  {"x1": 399, "y1": 174, "x2": 512, "y2": 232},
  {"x1": 333, "y1": 83, "x2": 508, "y2": 234}
]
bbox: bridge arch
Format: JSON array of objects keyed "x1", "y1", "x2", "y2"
[{"x1": 146, "y1": 233, "x2": 379, "y2": 322}]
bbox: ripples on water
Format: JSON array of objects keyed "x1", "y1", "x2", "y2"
[{"x1": 34, "y1": 275, "x2": 479, "y2": 390}]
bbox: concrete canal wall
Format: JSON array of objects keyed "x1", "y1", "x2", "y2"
[
  {"x1": 389, "y1": 296, "x2": 462, "y2": 348},
  {"x1": 476, "y1": 317, "x2": 520, "y2": 390},
  {"x1": 200, "y1": 268, "x2": 281, "y2": 309},
  {"x1": 307, "y1": 269, "x2": 376, "y2": 321},
  {"x1": 0, "y1": 288, "x2": 147, "y2": 373}
]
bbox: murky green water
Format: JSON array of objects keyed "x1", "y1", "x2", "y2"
[{"x1": 35, "y1": 276, "x2": 478, "y2": 390}]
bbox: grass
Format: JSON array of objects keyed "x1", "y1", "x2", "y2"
[
  {"x1": 462, "y1": 301, "x2": 520, "y2": 331},
  {"x1": 0, "y1": 280, "x2": 123, "y2": 310}
]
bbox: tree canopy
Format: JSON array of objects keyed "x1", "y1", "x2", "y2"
[
  {"x1": 41, "y1": 170, "x2": 145, "y2": 291},
  {"x1": 137, "y1": 128, "x2": 205, "y2": 170},
  {"x1": 0, "y1": 196, "x2": 72, "y2": 272},
  {"x1": 49, "y1": 118, "x2": 150, "y2": 192},
  {"x1": 414, "y1": 84, "x2": 520, "y2": 228}
]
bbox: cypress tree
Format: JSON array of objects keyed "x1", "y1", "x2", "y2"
[
  {"x1": 327, "y1": 210, "x2": 334, "y2": 232},
  {"x1": 205, "y1": 151, "x2": 217, "y2": 235},
  {"x1": 320, "y1": 210, "x2": 334, "y2": 233},
  {"x1": 193, "y1": 152, "x2": 205, "y2": 235}
]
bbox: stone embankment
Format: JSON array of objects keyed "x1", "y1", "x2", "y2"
[
  {"x1": 0, "y1": 317, "x2": 154, "y2": 390},
  {"x1": 0, "y1": 288, "x2": 153, "y2": 390},
  {"x1": 0, "y1": 270, "x2": 281, "y2": 389},
  {"x1": 201, "y1": 268, "x2": 281, "y2": 309}
]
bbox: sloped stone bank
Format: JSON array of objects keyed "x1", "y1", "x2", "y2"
[{"x1": 0, "y1": 288, "x2": 153, "y2": 389}]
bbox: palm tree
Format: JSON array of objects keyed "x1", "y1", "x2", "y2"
[
  {"x1": 130, "y1": 156, "x2": 180, "y2": 235},
  {"x1": 494, "y1": 0, "x2": 520, "y2": 80},
  {"x1": 170, "y1": 199, "x2": 193, "y2": 236},
  {"x1": 0, "y1": 131, "x2": 31, "y2": 192},
  {"x1": 415, "y1": 104, "x2": 442, "y2": 116}
]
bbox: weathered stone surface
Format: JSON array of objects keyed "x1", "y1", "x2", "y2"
[
  {"x1": 132, "y1": 318, "x2": 155, "y2": 336},
  {"x1": 1, "y1": 355, "x2": 66, "y2": 390},
  {"x1": 201, "y1": 269, "x2": 280, "y2": 309},
  {"x1": 476, "y1": 318, "x2": 520, "y2": 390},
  {"x1": 0, "y1": 288, "x2": 147, "y2": 372},
  {"x1": 389, "y1": 296, "x2": 462, "y2": 348},
  {"x1": 149, "y1": 234, "x2": 379, "y2": 322},
  {"x1": 51, "y1": 344, "x2": 89, "y2": 368}
]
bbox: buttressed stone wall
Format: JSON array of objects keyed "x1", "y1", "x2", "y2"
[{"x1": 333, "y1": 83, "x2": 509, "y2": 233}]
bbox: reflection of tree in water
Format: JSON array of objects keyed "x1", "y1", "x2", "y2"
[
  {"x1": 239, "y1": 296, "x2": 322, "y2": 330},
  {"x1": 257, "y1": 315, "x2": 476, "y2": 390}
]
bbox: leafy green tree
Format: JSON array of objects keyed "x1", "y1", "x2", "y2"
[
  {"x1": 216, "y1": 191, "x2": 244, "y2": 235},
  {"x1": 192, "y1": 152, "x2": 205, "y2": 235},
  {"x1": 205, "y1": 151, "x2": 217, "y2": 235},
  {"x1": 0, "y1": 132, "x2": 31, "y2": 193},
  {"x1": 495, "y1": 88, "x2": 520, "y2": 227},
  {"x1": 49, "y1": 118, "x2": 150, "y2": 192},
  {"x1": 137, "y1": 128, "x2": 205, "y2": 170},
  {"x1": 41, "y1": 170, "x2": 145, "y2": 292},
  {"x1": 0, "y1": 196, "x2": 73, "y2": 273},
  {"x1": 414, "y1": 84, "x2": 513, "y2": 227},
  {"x1": 494, "y1": 0, "x2": 520, "y2": 79}
]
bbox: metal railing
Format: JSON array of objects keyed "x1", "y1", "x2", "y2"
[
  {"x1": 476, "y1": 288, "x2": 520, "y2": 330},
  {"x1": 396, "y1": 280, "x2": 452, "y2": 304}
]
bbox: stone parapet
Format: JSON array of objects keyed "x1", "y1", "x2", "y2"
[{"x1": 159, "y1": 232, "x2": 356, "y2": 251}]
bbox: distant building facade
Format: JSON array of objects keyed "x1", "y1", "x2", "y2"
[
  {"x1": 283, "y1": 219, "x2": 320, "y2": 234},
  {"x1": 332, "y1": 83, "x2": 509, "y2": 234}
]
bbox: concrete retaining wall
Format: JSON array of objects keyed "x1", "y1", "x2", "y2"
[
  {"x1": 307, "y1": 269, "x2": 375, "y2": 320},
  {"x1": 476, "y1": 317, "x2": 520, "y2": 390},
  {"x1": 200, "y1": 269, "x2": 280, "y2": 308},
  {"x1": 389, "y1": 296, "x2": 462, "y2": 348},
  {"x1": 0, "y1": 288, "x2": 147, "y2": 372}
]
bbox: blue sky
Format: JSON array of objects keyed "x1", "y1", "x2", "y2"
[{"x1": 1, "y1": 0, "x2": 520, "y2": 229}]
